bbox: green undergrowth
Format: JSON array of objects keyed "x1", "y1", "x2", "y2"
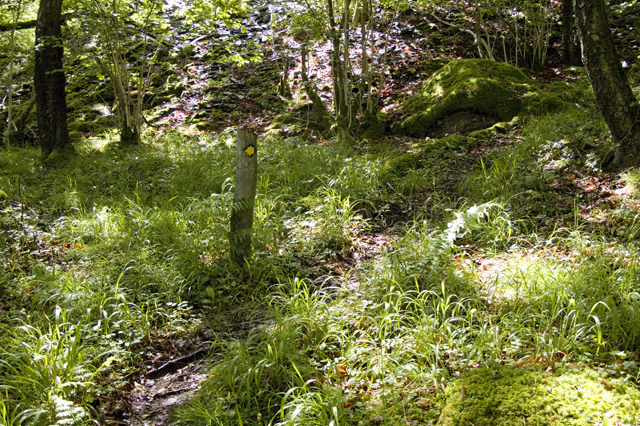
[
  {"x1": 178, "y1": 202, "x2": 640, "y2": 426},
  {"x1": 3, "y1": 89, "x2": 640, "y2": 425},
  {"x1": 460, "y1": 105, "x2": 611, "y2": 220},
  {"x1": 0, "y1": 130, "x2": 394, "y2": 424},
  {"x1": 178, "y1": 101, "x2": 640, "y2": 424}
]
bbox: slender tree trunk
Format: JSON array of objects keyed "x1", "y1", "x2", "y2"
[
  {"x1": 562, "y1": 0, "x2": 580, "y2": 66},
  {"x1": 327, "y1": 0, "x2": 343, "y2": 117},
  {"x1": 34, "y1": 0, "x2": 70, "y2": 156},
  {"x1": 575, "y1": 0, "x2": 640, "y2": 170},
  {"x1": 301, "y1": 44, "x2": 329, "y2": 130},
  {"x1": 5, "y1": 0, "x2": 24, "y2": 150}
]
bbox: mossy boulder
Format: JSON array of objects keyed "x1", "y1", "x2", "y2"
[
  {"x1": 381, "y1": 152, "x2": 421, "y2": 179},
  {"x1": 68, "y1": 130, "x2": 83, "y2": 142},
  {"x1": 151, "y1": 95, "x2": 172, "y2": 108},
  {"x1": 438, "y1": 366, "x2": 640, "y2": 426},
  {"x1": 68, "y1": 120, "x2": 96, "y2": 133},
  {"x1": 66, "y1": 97, "x2": 85, "y2": 113},
  {"x1": 422, "y1": 134, "x2": 475, "y2": 153},
  {"x1": 392, "y1": 59, "x2": 536, "y2": 138}
]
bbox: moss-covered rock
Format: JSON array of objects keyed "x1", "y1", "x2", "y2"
[
  {"x1": 381, "y1": 152, "x2": 421, "y2": 179},
  {"x1": 438, "y1": 365, "x2": 640, "y2": 426},
  {"x1": 392, "y1": 59, "x2": 536, "y2": 138},
  {"x1": 468, "y1": 127, "x2": 495, "y2": 139},
  {"x1": 68, "y1": 120, "x2": 96, "y2": 133},
  {"x1": 195, "y1": 120, "x2": 218, "y2": 131},
  {"x1": 66, "y1": 97, "x2": 85, "y2": 114},
  {"x1": 68, "y1": 130, "x2": 83, "y2": 143}
]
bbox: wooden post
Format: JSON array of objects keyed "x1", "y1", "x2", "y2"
[{"x1": 230, "y1": 128, "x2": 258, "y2": 265}]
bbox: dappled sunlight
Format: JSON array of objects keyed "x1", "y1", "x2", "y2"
[
  {"x1": 471, "y1": 252, "x2": 567, "y2": 305},
  {"x1": 3, "y1": 0, "x2": 640, "y2": 421}
]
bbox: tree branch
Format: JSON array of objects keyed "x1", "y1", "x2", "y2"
[{"x1": 0, "y1": 13, "x2": 73, "y2": 32}]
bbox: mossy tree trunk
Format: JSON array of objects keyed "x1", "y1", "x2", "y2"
[
  {"x1": 575, "y1": 0, "x2": 640, "y2": 170},
  {"x1": 120, "y1": 121, "x2": 141, "y2": 145},
  {"x1": 34, "y1": 0, "x2": 70, "y2": 156}
]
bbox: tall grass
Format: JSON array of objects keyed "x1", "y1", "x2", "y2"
[
  {"x1": 178, "y1": 195, "x2": 640, "y2": 425},
  {"x1": 2, "y1": 103, "x2": 639, "y2": 425}
]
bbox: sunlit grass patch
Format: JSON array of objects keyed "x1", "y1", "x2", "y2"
[
  {"x1": 473, "y1": 252, "x2": 569, "y2": 305},
  {"x1": 621, "y1": 168, "x2": 640, "y2": 198}
]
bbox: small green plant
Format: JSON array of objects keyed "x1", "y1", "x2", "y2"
[
  {"x1": 0, "y1": 308, "x2": 108, "y2": 425},
  {"x1": 285, "y1": 189, "x2": 366, "y2": 256}
]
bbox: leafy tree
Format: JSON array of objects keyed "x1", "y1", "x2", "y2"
[
  {"x1": 282, "y1": 0, "x2": 391, "y2": 135},
  {"x1": 87, "y1": 0, "x2": 165, "y2": 146}
]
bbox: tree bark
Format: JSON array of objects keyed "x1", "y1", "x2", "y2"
[
  {"x1": 575, "y1": 0, "x2": 640, "y2": 170},
  {"x1": 230, "y1": 129, "x2": 258, "y2": 266},
  {"x1": 34, "y1": 0, "x2": 70, "y2": 156},
  {"x1": 562, "y1": 0, "x2": 580, "y2": 66}
]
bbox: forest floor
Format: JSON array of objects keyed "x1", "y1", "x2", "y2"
[
  {"x1": 115, "y1": 8, "x2": 632, "y2": 423},
  {"x1": 3, "y1": 2, "x2": 640, "y2": 426}
]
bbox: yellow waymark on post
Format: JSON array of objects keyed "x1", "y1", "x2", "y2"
[{"x1": 244, "y1": 145, "x2": 256, "y2": 157}]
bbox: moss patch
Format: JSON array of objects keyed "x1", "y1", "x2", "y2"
[
  {"x1": 392, "y1": 59, "x2": 536, "y2": 138},
  {"x1": 359, "y1": 111, "x2": 387, "y2": 141},
  {"x1": 468, "y1": 121, "x2": 515, "y2": 139},
  {"x1": 381, "y1": 135, "x2": 474, "y2": 180},
  {"x1": 519, "y1": 92, "x2": 572, "y2": 118},
  {"x1": 438, "y1": 365, "x2": 640, "y2": 426}
]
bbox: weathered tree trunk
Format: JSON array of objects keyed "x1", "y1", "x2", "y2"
[
  {"x1": 562, "y1": 0, "x2": 580, "y2": 66},
  {"x1": 230, "y1": 129, "x2": 258, "y2": 266},
  {"x1": 575, "y1": 0, "x2": 640, "y2": 170},
  {"x1": 34, "y1": 0, "x2": 70, "y2": 156},
  {"x1": 4, "y1": 0, "x2": 23, "y2": 150}
]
